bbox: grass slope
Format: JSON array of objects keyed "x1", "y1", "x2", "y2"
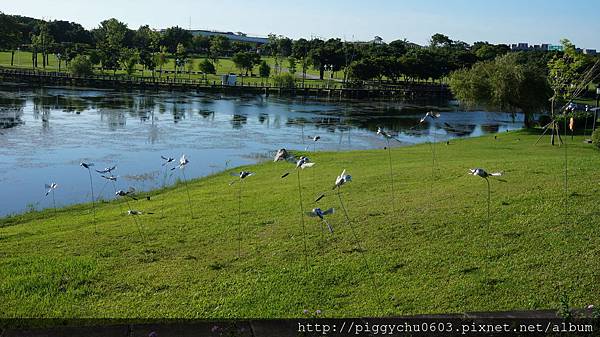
[{"x1": 1, "y1": 130, "x2": 599, "y2": 318}]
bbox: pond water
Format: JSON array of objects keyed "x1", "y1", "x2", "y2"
[{"x1": 0, "y1": 84, "x2": 525, "y2": 217}]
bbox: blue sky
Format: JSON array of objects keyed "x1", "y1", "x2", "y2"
[{"x1": 2, "y1": 0, "x2": 599, "y2": 48}]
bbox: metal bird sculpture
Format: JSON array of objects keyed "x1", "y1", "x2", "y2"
[
  {"x1": 44, "y1": 182, "x2": 58, "y2": 214},
  {"x1": 116, "y1": 188, "x2": 138, "y2": 200},
  {"x1": 307, "y1": 207, "x2": 335, "y2": 233},
  {"x1": 377, "y1": 127, "x2": 401, "y2": 143},
  {"x1": 333, "y1": 169, "x2": 352, "y2": 190},
  {"x1": 44, "y1": 183, "x2": 58, "y2": 196},
  {"x1": 376, "y1": 127, "x2": 398, "y2": 212},
  {"x1": 161, "y1": 155, "x2": 175, "y2": 166},
  {"x1": 95, "y1": 165, "x2": 116, "y2": 174},
  {"x1": 468, "y1": 168, "x2": 504, "y2": 225},
  {"x1": 80, "y1": 161, "x2": 97, "y2": 232}
]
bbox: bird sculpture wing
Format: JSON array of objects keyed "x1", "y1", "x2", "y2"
[
  {"x1": 306, "y1": 211, "x2": 318, "y2": 217},
  {"x1": 300, "y1": 162, "x2": 315, "y2": 169},
  {"x1": 322, "y1": 208, "x2": 335, "y2": 215}
]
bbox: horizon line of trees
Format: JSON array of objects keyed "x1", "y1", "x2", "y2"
[{"x1": 1, "y1": 12, "x2": 599, "y2": 92}]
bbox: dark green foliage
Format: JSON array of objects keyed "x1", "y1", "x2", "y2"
[
  {"x1": 272, "y1": 73, "x2": 295, "y2": 87},
  {"x1": 68, "y1": 55, "x2": 92, "y2": 76},
  {"x1": 592, "y1": 129, "x2": 600, "y2": 148},
  {"x1": 449, "y1": 53, "x2": 552, "y2": 127}
]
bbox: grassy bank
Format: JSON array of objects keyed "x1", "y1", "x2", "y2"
[{"x1": 1, "y1": 130, "x2": 599, "y2": 318}]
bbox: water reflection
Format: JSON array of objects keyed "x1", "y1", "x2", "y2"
[{"x1": 0, "y1": 84, "x2": 526, "y2": 216}]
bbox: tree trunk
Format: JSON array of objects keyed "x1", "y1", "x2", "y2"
[
  {"x1": 10, "y1": 51, "x2": 15, "y2": 66},
  {"x1": 319, "y1": 66, "x2": 324, "y2": 80},
  {"x1": 523, "y1": 112, "x2": 532, "y2": 129}
]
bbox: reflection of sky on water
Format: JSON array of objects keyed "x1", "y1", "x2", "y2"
[{"x1": 0, "y1": 85, "x2": 524, "y2": 216}]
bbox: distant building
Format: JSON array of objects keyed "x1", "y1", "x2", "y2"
[
  {"x1": 371, "y1": 36, "x2": 384, "y2": 45},
  {"x1": 584, "y1": 49, "x2": 597, "y2": 55},
  {"x1": 510, "y1": 43, "x2": 529, "y2": 51},
  {"x1": 548, "y1": 44, "x2": 564, "y2": 52},
  {"x1": 186, "y1": 29, "x2": 269, "y2": 45}
]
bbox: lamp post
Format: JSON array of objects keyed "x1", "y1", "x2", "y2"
[{"x1": 594, "y1": 87, "x2": 600, "y2": 131}]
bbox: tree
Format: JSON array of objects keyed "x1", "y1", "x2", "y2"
[
  {"x1": 31, "y1": 22, "x2": 54, "y2": 68},
  {"x1": 69, "y1": 55, "x2": 93, "y2": 76},
  {"x1": 348, "y1": 57, "x2": 380, "y2": 83},
  {"x1": 161, "y1": 26, "x2": 192, "y2": 53},
  {"x1": 174, "y1": 43, "x2": 188, "y2": 78},
  {"x1": 472, "y1": 42, "x2": 510, "y2": 61},
  {"x1": 191, "y1": 35, "x2": 211, "y2": 54},
  {"x1": 46, "y1": 20, "x2": 93, "y2": 45},
  {"x1": 287, "y1": 57, "x2": 297, "y2": 75},
  {"x1": 547, "y1": 39, "x2": 588, "y2": 105},
  {"x1": 209, "y1": 35, "x2": 229, "y2": 73},
  {"x1": 449, "y1": 53, "x2": 551, "y2": 127},
  {"x1": 232, "y1": 51, "x2": 260, "y2": 83},
  {"x1": 134, "y1": 25, "x2": 160, "y2": 77},
  {"x1": 155, "y1": 46, "x2": 168, "y2": 77},
  {"x1": 121, "y1": 48, "x2": 139, "y2": 76},
  {"x1": 292, "y1": 38, "x2": 311, "y2": 85},
  {"x1": 0, "y1": 13, "x2": 22, "y2": 66},
  {"x1": 430, "y1": 33, "x2": 452, "y2": 47},
  {"x1": 94, "y1": 18, "x2": 130, "y2": 75},
  {"x1": 258, "y1": 60, "x2": 270, "y2": 80},
  {"x1": 198, "y1": 59, "x2": 216, "y2": 82}
]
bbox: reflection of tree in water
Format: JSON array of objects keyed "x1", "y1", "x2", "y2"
[
  {"x1": 480, "y1": 124, "x2": 500, "y2": 134},
  {"x1": 0, "y1": 94, "x2": 26, "y2": 130},
  {"x1": 258, "y1": 113, "x2": 269, "y2": 125},
  {"x1": 147, "y1": 110, "x2": 160, "y2": 145},
  {"x1": 231, "y1": 114, "x2": 247, "y2": 129},
  {"x1": 100, "y1": 110, "x2": 126, "y2": 131},
  {"x1": 198, "y1": 109, "x2": 214, "y2": 119},
  {"x1": 0, "y1": 109, "x2": 24, "y2": 130},
  {"x1": 136, "y1": 95, "x2": 156, "y2": 113},
  {"x1": 442, "y1": 123, "x2": 476, "y2": 137},
  {"x1": 172, "y1": 103, "x2": 185, "y2": 123}
]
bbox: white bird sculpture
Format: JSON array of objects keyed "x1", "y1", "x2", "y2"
[
  {"x1": 333, "y1": 169, "x2": 352, "y2": 190},
  {"x1": 419, "y1": 111, "x2": 441, "y2": 124},
  {"x1": 468, "y1": 168, "x2": 504, "y2": 225},
  {"x1": 172, "y1": 154, "x2": 189, "y2": 171},
  {"x1": 44, "y1": 183, "x2": 58, "y2": 196},
  {"x1": 468, "y1": 168, "x2": 503, "y2": 179}
]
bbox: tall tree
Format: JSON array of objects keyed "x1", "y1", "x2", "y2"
[
  {"x1": 449, "y1": 52, "x2": 551, "y2": 127},
  {"x1": 94, "y1": 18, "x2": 130, "y2": 75},
  {"x1": 209, "y1": 35, "x2": 229, "y2": 73},
  {"x1": 161, "y1": 26, "x2": 192, "y2": 53},
  {"x1": 0, "y1": 13, "x2": 22, "y2": 66}
]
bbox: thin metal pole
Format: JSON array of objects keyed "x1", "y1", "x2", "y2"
[
  {"x1": 181, "y1": 169, "x2": 194, "y2": 220},
  {"x1": 297, "y1": 170, "x2": 308, "y2": 270},
  {"x1": 87, "y1": 169, "x2": 97, "y2": 233},
  {"x1": 386, "y1": 138, "x2": 396, "y2": 213}
]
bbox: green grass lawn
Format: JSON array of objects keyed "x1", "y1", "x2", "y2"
[{"x1": 1, "y1": 130, "x2": 599, "y2": 318}]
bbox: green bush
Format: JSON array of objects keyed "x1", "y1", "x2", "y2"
[
  {"x1": 69, "y1": 55, "x2": 93, "y2": 76},
  {"x1": 592, "y1": 129, "x2": 600, "y2": 149},
  {"x1": 272, "y1": 73, "x2": 295, "y2": 88}
]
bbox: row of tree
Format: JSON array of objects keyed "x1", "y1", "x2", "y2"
[{"x1": 1, "y1": 12, "x2": 599, "y2": 88}]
